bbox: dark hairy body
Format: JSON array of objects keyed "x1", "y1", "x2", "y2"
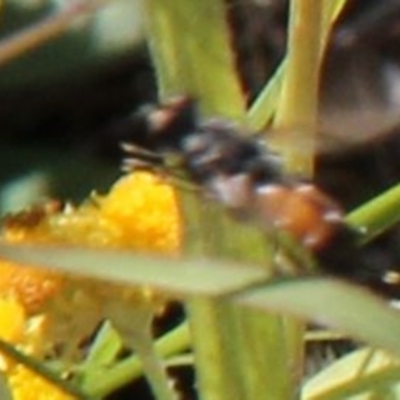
[{"x1": 124, "y1": 96, "x2": 400, "y2": 298}]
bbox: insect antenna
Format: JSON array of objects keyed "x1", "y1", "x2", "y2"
[
  {"x1": 121, "y1": 142, "x2": 164, "y2": 163},
  {"x1": 121, "y1": 142, "x2": 200, "y2": 194}
]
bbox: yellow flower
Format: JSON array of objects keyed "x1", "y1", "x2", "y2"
[
  {"x1": 0, "y1": 261, "x2": 62, "y2": 314},
  {"x1": 3, "y1": 171, "x2": 182, "y2": 254},
  {"x1": 0, "y1": 297, "x2": 72, "y2": 400},
  {"x1": 8, "y1": 365, "x2": 74, "y2": 400},
  {"x1": 0, "y1": 171, "x2": 182, "y2": 397},
  {"x1": 0, "y1": 297, "x2": 25, "y2": 344},
  {"x1": 100, "y1": 172, "x2": 182, "y2": 254},
  {"x1": 1, "y1": 171, "x2": 181, "y2": 310}
]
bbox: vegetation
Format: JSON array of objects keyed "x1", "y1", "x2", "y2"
[{"x1": 1, "y1": 0, "x2": 400, "y2": 399}]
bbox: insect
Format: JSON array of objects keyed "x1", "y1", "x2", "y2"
[{"x1": 123, "y1": 96, "x2": 400, "y2": 297}]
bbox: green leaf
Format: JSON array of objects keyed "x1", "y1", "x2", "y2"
[
  {"x1": 346, "y1": 182, "x2": 400, "y2": 243},
  {"x1": 143, "y1": 0, "x2": 246, "y2": 119},
  {"x1": 237, "y1": 277, "x2": 400, "y2": 357},
  {"x1": 303, "y1": 347, "x2": 400, "y2": 400},
  {"x1": 0, "y1": 243, "x2": 270, "y2": 297},
  {"x1": 246, "y1": 60, "x2": 286, "y2": 131}
]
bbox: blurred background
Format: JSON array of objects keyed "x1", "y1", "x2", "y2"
[{"x1": 0, "y1": 0, "x2": 154, "y2": 213}]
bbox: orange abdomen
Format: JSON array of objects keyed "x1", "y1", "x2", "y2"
[{"x1": 255, "y1": 183, "x2": 344, "y2": 251}]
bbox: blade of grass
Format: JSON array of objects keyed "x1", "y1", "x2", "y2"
[
  {"x1": 81, "y1": 322, "x2": 191, "y2": 397},
  {"x1": 186, "y1": 298, "x2": 248, "y2": 400},
  {"x1": 246, "y1": 60, "x2": 286, "y2": 131},
  {"x1": 237, "y1": 277, "x2": 400, "y2": 357},
  {"x1": 345, "y1": 182, "x2": 400, "y2": 243},
  {"x1": 247, "y1": 0, "x2": 349, "y2": 134},
  {"x1": 117, "y1": 307, "x2": 179, "y2": 400},
  {"x1": 234, "y1": 309, "x2": 302, "y2": 400},
  {"x1": 142, "y1": 0, "x2": 246, "y2": 119},
  {"x1": 187, "y1": 293, "x2": 304, "y2": 400},
  {"x1": 0, "y1": 243, "x2": 270, "y2": 297},
  {"x1": 303, "y1": 347, "x2": 400, "y2": 400},
  {"x1": 273, "y1": 0, "x2": 323, "y2": 175},
  {"x1": 83, "y1": 320, "x2": 123, "y2": 368}
]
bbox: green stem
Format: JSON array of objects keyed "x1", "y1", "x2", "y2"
[
  {"x1": 186, "y1": 298, "x2": 246, "y2": 400},
  {"x1": 274, "y1": 0, "x2": 323, "y2": 175},
  {"x1": 82, "y1": 322, "x2": 191, "y2": 397},
  {"x1": 132, "y1": 335, "x2": 179, "y2": 400},
  {"x1": 346, "y1": 182, "x2": 400, "y2": 243},
  {"x1": 186, "y1": 296, "x2": 303, "y2": 400},
  {"x1": 246, "y1": 60, "x2": 286, "y2": 131},
  {"x1": 246, "y1": 0, "x2": 349, "y2": 134}
]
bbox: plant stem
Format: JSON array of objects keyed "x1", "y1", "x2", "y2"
[
  {"x1": 187, "y1": 295, "x2": 302, "y2": 400},
  {"x1": 82, "y1": 322, "x2": 191, "y2": 397},
  {"x1": 273, "y1": 0, "x2": 323, "y2": 176},
  {"x1": 0, "y1": 0, "x2": 108, "y2": 67},
  {"x1": 186, "y1": 298, "x2": 246, "y2": 400},
  {"x1": 346, "y1": 182, "x2": 400, "y2": 243},
  {"x1": 247, "y1": 0, "x2": 349, "y2": 135}
]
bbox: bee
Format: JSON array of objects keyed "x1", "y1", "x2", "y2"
[{"x1": 123, "y1": 96, "x2": 400, "y2": 297}]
